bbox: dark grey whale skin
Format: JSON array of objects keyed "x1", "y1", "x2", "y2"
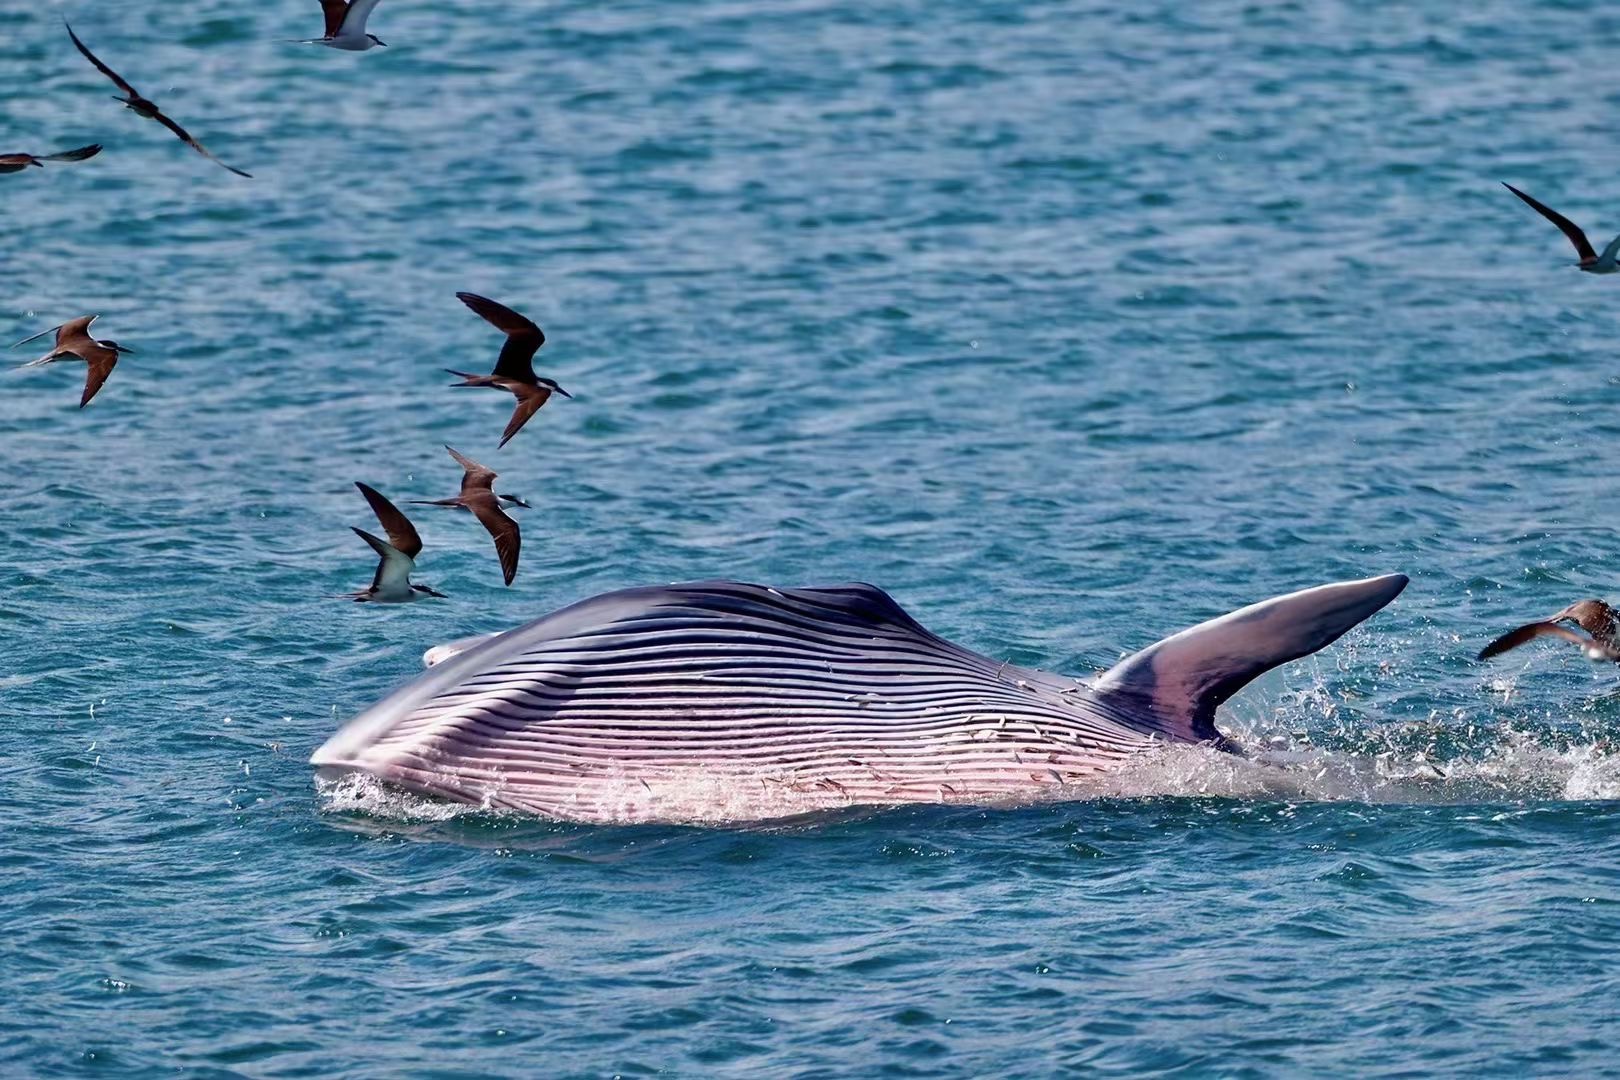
[{"x1": 312, "y1": 574, "x2": 1408, "y2": 824}]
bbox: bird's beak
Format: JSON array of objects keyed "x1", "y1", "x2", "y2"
[
  {"x1": 374, "y1": 38, "x2": 388, "y2": 46},
  {"x1": 554, "y1": 385, "x2": 573, "y2": 399},
  {"x1": 117, "y1": 344, "x2": 136, "y2": 354}
]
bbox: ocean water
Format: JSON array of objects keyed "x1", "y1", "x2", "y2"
[{"x1": 5, "y1": 0, "x2": 1620, "y2": 1074}]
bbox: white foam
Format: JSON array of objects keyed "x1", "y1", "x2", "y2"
[
  {"x1": 1093, "y1": 718, "x2": 1620, "y2": 804},
  {"x1": 315, "y1": 770, "x2": 495, "y2": 822}
]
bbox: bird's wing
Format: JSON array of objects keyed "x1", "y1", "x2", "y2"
[
  {"x1": 1503, "y1": 183, "x2": 1597, "y2": 262},
  {"x1": 39, "y1": 144, "x2": 102, "y2": 163},
  {"x1": 493, "y1": 333, "x2": 544, "y2": 381},
  {"x1": 79, "y1": 354, "x2": 118, "y2": 408},
  {"x1": 10, "y1": 323, "x2": 65, "y2": 349},
  {"x1": 148, "y1": 109, "x2": 252, "y2": 178},
  {"x1": 56, "y1": 315, "x2": 99, "y2": 352},
  {"x1": 64, "y1": 22, "x2": 141, "y2": 97},
  {"x1": 355, "y1": 482, "x2": 423, "y2": 559},
  {"x1": 456, "y1": 292, "x2": 544, "y2": 380},
  {"x1": 445, "y1": 445, "x2": 498, "y2": 495},
  {"x1": 352, "y1": 526, "x2": 412, "y2": 592},
  {"x1": 469, "y1": 497, "x2": 521, "y2": 586},
  {"x1": 344, "y1": 0, "x2": 384, "y2": 34},
  {"x1": 498, "y1": 385, "x2": 551, "y2": 448},
  {"x1": 457, "y1": 292, "x2": 543, "y2": 341},
  {"x1": 320, "y1": 0, "x2": 349, "y2": 37},
  {"x1": 1478, "y1": 620, "x2": 1598, "y2": 660}
]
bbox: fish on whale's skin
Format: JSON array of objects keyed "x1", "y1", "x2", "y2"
[{"x1": 311, "y1": 574, "x2": 1408, "y2": 825}]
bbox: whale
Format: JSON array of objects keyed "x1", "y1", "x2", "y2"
[{"x1": 311, "y1": 573, "x2": 1408, "y2": 824}]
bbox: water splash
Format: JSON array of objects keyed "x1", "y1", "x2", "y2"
[
  {"x1": 1095, "y1": 737, "x2": 1619, "y2": 803},
  {"x1": 315, "y1": 770, "x2": 492, "y2": 823}
]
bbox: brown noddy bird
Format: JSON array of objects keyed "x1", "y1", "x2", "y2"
[
  {"x1": 411, "y1": 446, "x2": 527, "y2": 587},
  {"x1": 447, "y1": 292, "x2": 572, "y2": 449},
  {"x1": 1503, "y1": 183, "x2": 1620, "y2": 274},
  {"x1": 64, "y1": 21, "x2": 251, "y2": 178},
  {"x1": 0, "y1": 144, "x2": 101, "y2": 174},
  {"x1": 1478, "y1": 599, "x2": 1620, "y2": 662},
  {"x1": 11, "y1": 315, "x2": 133, "y2": 408}
]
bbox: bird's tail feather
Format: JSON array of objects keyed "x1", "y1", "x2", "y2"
[{"x1": 445, "y1": 369, "x2": 498, "y2": 387}]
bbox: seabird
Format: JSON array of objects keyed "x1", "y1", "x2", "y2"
[
  {"x1": 411, "y1": 446, "x2": 524, "y2": 587},
  {"x1": 297, "y1": 1, "x2": 388, "y2": 51},
  {"x1": 0, "y1": 144, "x2": 101, "y2": 174},
  {"x1": 1478, "y1": 599, "x2": 1620, "y2": 662},
  {"x1": 448, "y1": 292, "x2": 572, "y2": 449},
  {"x1": 349, "y1": 482, "x2": 446, "y2": 603},
  {"x1": 1503, "y1": 183, "x2": 1620, "y2": 274},
  {"x1": 64, "y1": 21, "x2": 251, "y2": 178},
  {"x1": 11, "y1": 315, "x2": 132, "y2": 408}
]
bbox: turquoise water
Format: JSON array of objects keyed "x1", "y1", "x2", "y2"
[{"x1": 7, "y1": 0, "x2": 1620, "y2": 1073}]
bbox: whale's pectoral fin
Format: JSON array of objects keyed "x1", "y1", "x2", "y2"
[
  {"x1": 422, "y1": 631, "x2": 505, "y2": 668},
  {"x1": 1092, "y1": 574, "x2": 1408, "y2": 745}
]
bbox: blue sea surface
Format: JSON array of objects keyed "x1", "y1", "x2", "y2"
[{"x1": 6, "y1": 0, "x2": 1620, "y2": 1074}]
